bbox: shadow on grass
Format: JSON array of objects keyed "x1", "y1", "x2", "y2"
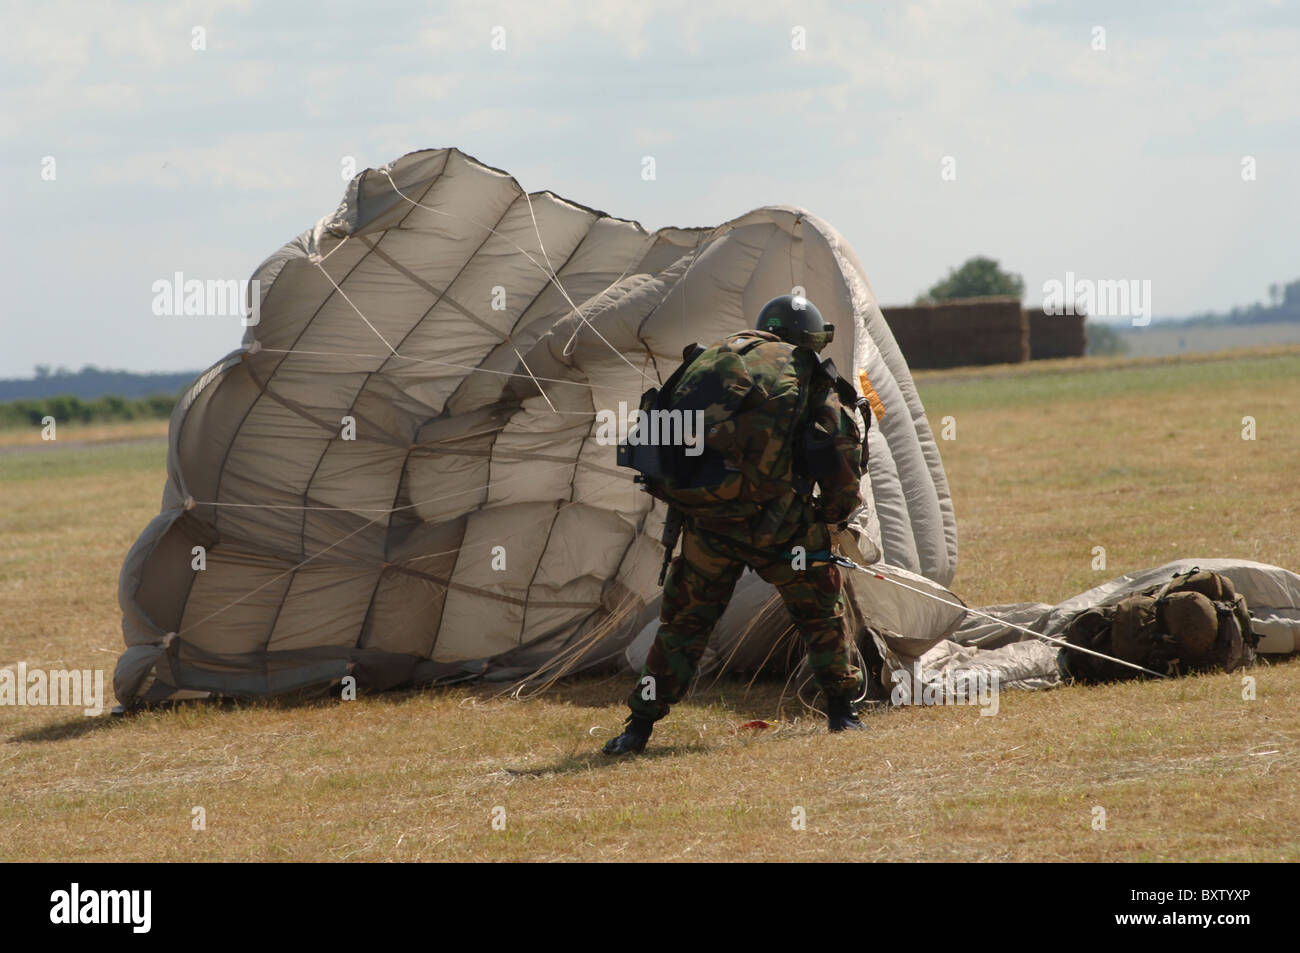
[
  {"x1": 8, "y1": 713, "x2": 129, "y2": 744},
  {"x1": 502, "y1": 742, "x2": 711, "y2": 777},
  {"x1": 87, "y1": 671, "x2": 811, "y2": 722},
  {"x1": 7, "y1": 693, "x2": 336, "y2": 742}
]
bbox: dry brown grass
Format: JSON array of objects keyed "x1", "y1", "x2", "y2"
[
  {"x1": 921, "y1": 346, "x2": 1300, "y2": 607},
  {"x1": 1, "y1": 353, "x2": 1297, "y2": 862}
]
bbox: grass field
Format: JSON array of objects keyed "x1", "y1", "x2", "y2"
[{"x1": 2, "y1": 349, "x2": 1298, "y2": 861}]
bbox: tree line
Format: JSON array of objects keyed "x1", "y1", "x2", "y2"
[{"x1": 0, "y1": 393, "x2": 177, "y2": 430}]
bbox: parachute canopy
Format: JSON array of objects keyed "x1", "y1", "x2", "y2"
[{"x1": 115, "y1": 147, "x2": 957, "y2": 705}]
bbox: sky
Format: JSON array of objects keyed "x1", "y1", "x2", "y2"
[{"x1": 2, "y1": 0, "x2": 1297, "y2": 378}]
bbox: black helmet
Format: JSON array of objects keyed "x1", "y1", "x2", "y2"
[{"x1": 755, "y1": 294, "x2": 835, "y2": 352}]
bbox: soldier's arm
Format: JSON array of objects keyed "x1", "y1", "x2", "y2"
[{"x1": 810, "y1": 386, "x2": 867, "y2": 525}]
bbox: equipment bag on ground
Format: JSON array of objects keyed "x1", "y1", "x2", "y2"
[{"x1": 1059, "y1": 568, "x2": 1258, "y2": 682}]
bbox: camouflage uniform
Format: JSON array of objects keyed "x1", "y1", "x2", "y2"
[{"x1": 626, "y1": 330, "x2": 867, "y2": 721}]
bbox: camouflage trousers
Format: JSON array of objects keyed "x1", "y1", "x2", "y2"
[{"x1": 627, "y1": 520, "x2": 861, "y2": 721}]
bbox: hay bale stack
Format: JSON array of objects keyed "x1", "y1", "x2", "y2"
[
  {"x1": 880, "y1": 296, "x2": 1028, "y2": 368},
  {"x1": 1027, "y1": 307, "x2": 1087, "y2": 359}
]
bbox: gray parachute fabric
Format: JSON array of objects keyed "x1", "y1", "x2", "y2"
[
  {"x1": 114, "y1": 146, "x2": 958, "y2": 705},
  {"x1": 859, "y1": 558, "x2": 1300, "y2": 699}
]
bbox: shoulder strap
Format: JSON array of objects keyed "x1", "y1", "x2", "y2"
[
  {"x1": 1153, "y1": 566, "x2": 1201, "y2": 603},
  {"x1": 813, "y1": 356, "x2": 871, "y2": 448},
  {"x1": 726, "y1": 335, "x2": 773, "y2": 357}
]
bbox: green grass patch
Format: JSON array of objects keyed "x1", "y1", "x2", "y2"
[
  {"x1": 916, "y1": 352, "x2": 1300, "y2": 413},
  {"x1": 0, "y1": 439, "x2": 167, "y2": 483}
]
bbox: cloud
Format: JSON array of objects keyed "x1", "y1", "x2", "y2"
[
  {"x1": 85, "y1": 131, "x2": 319, "y2": 191},
  {"x1": 410, "y1": 0, "x2": 660, "y2": 58}
]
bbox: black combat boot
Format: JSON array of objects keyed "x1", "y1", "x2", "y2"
[
  {"x1": 826, "y1": 696, "x2": 868, "y2": 732},
  {"x1": 602, "y1": 714, "x2": 655, "y2": 755}
]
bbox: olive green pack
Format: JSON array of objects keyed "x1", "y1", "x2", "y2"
[
  {"x1": 1060, "y1": 568, "x2": 1258, "y2": 683},
  {"x1": 620, "y1": 332, "x2": 818, "y2": 522}
]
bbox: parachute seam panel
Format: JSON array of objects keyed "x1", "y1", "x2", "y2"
[
  {"x1": 633, "y1": 229, "x2": 715, "y2": 360},
  {"x1": 260, "y1": 158, "x2": 449, "y2": 651},
  {"x1": 357, "y1": 190, "x2": 528, "y2": 649},
  {"x1": 440, "y1": 208, "x2": 598, "y2": 651},
  {"x1": 358, "y1": 235, "x2": 511, "y2": 343},
  {"x1": 385, "y1": 562, "x2": 599, "y2": 610},
  {"x1": 509, "y1": 208, "x2": 615, "y2": 641},
  {"x1": 442, "y1": 205, "x2": 597, "y2": 414},
  {"x1": 208, "y1": 251, "x2": 343, "y2": 519},
  {"x1": 164, "y1": 361, "x2": 244, "y2": 639}
]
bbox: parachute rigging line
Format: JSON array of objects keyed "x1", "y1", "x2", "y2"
[{"x1": 830, "y1": 553, "x2": 1168, "y2": 679}]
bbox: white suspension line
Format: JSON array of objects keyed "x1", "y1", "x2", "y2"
[{"x1": 834, "y1": 556, "x2": 1168, "y2": 680}]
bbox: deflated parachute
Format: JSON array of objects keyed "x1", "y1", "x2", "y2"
[{"x1": 114, "y1": 146, "x2": 957, "y2": 706}]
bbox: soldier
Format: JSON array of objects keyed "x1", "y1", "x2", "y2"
[{"x1": 604, "y1": 294, "x2": 870, "y2": 755}]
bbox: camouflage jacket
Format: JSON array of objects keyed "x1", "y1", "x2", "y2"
[{"x1": 655, "y1": 330, "x2": 866, "y2": 545}]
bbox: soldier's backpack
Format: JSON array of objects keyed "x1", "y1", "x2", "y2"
[
  {"x1": 1059, "y1": 568, "x2": 1258, "y2": 683},
  {"x1": 617, "y1": 332, "x2": 863, "y2": 522}
]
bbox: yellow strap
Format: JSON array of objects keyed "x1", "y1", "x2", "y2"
[{"x1": 857, "y1": 369, "x2": 887, "y2": 422}]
